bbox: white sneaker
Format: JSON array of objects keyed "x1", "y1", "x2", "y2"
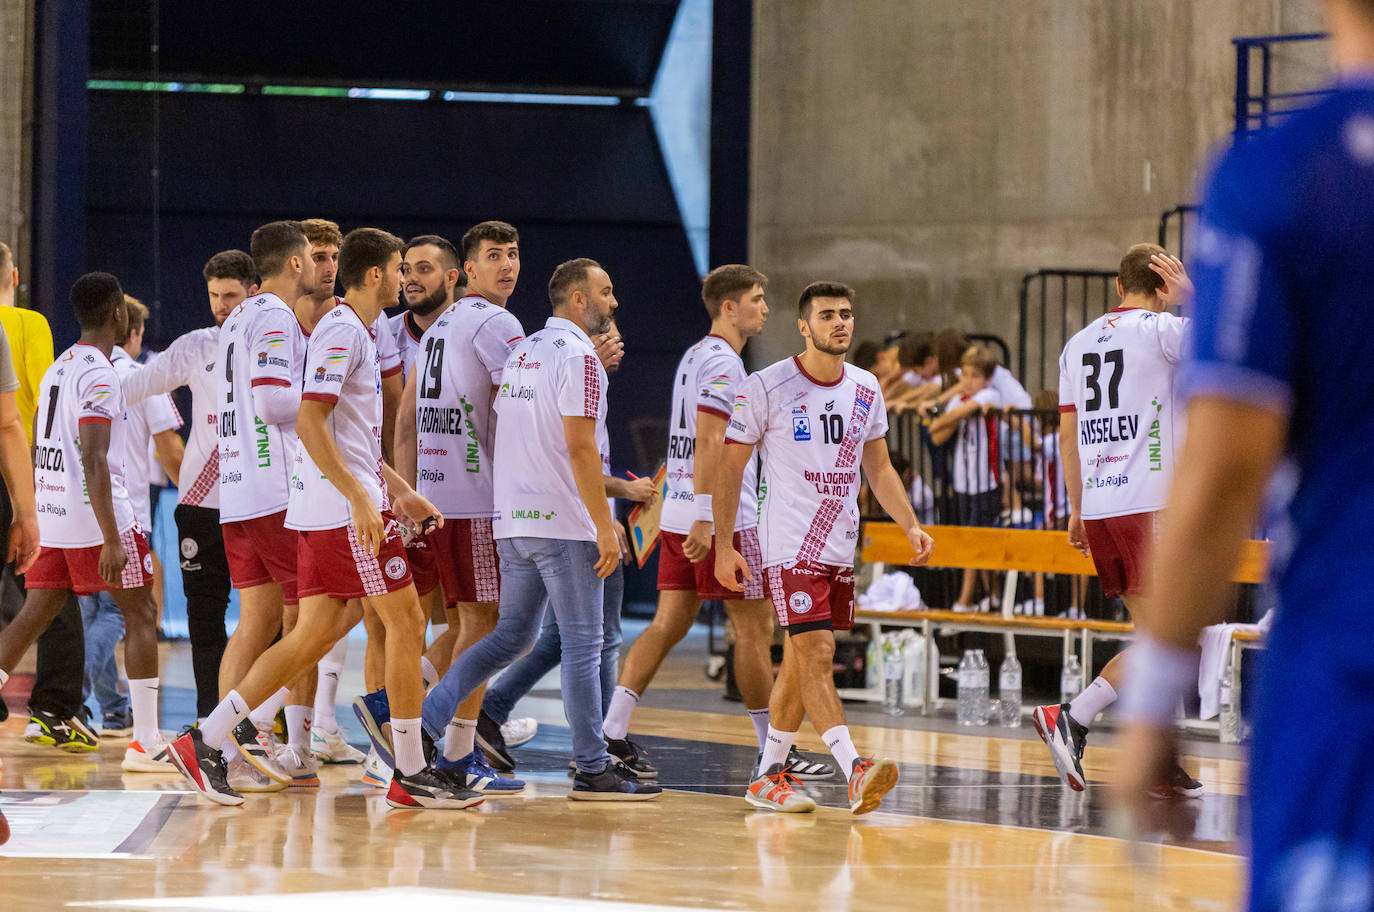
[
  {"x1": 226, "y1": 751, "x2": 287, "y2": 793},
  {"x1": 500, "y1": 717, "x2": 538, "y2": 748},
  {"x1": 311, "y1": 726, "x2": 366, "y2": 764},
  {"x1": 273, "y1": 742, "x2": 321, "y2": 787},
  {"x1": 361, "y1": 745, "x2": 391, "y2": 787},
  {"x1": 122, "y1": 737, "x2": 177, "y2": 773}
]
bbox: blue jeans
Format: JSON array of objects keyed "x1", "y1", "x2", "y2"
[
  {"x1": 484, "y1": 562, "x2": 624, "y2": 724},
  {"x1": 422, "y1": 537, "x2": 613, "y2": 772},
  {"x1": 78, "y1": 591, "x2": 128, "y2": 718}
]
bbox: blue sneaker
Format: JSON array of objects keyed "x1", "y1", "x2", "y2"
[
  {"x1": 352, "y1": 689, "x2": 393, "y2": 769},
  {"x1": 437, "y1": 749, "x2": 526, "y2": 795}
]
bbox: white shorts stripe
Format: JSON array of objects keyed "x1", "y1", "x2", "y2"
[
  {"x1": 737, "y1": 527, "x2": 765, "y2": 600},
  {"x1": 346, "y1": 525, "x2": 388, "y2": 597}
]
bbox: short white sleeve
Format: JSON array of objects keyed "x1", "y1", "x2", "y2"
[
  {"x1": 725, "y1": 372, "x2": 766, "y2": 445},
  {"x1": 473, "y1": 310, "x2": 526, "y2": 385},
  {"x1": 1156, "y1": 312, "x2": 1188, "y2": 364},
  {"x1": 697, "y1": 349, "x2": 745, "y2": 418},
  {"x1": 1057, "y1": 348, "x2": 1075, "y2": 411},
  {"x1": 301, "y1": 319, "x2": 361, "y2": 404},
  {"x1": 556, "y1": 351, "x2": 605, "y2": 419},
  {"x1": 248, "y1": 306, "x2": 300, "y2": 389},
  {"x1": 143, "y1": 392, "x2": 182, "y2": 436},
  {"x1": 374, "y1": 315, "x2": 402, "y2": 378},
  {"x1": 77, "y1": 364, "x2": 120, "y2": 424},
  {"x1": 864, "y1": 382, "x2": 889, "y2": 441}
]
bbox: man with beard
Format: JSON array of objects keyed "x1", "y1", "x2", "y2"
[
  {"x1": 121, "y1": 251, "x2": 255, "y2": 724},
  {"x1": 714, "y1": 282, "x2": 933, "y2": 814}
]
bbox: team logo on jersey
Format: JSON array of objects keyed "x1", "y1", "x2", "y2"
[
  {"x1": 315, "y1": 366, "x2": 326, "y2": 382},
  {"x1": 325, "y1": 347, "x2": 349, "y2": 364},
  {"x1": 824, "y1": 400, "x2": 835, "y2": 411},
  {"x1": 261, "y1": 330, "x2": 286, "y2": 348},
  {"x1": 257, "y1": 352, "x2": 268, "y2": 367},
  {"x1": 792, "y1": 415, "x2": 811, "y2": 441},
  {"x1": 143, "y1": 552, "x2": 154, "y2": 574},
  {"x1": 789, "y1": 592, "x2": 813, "y2": 614},
  {"x1": 385, "y1": 556, "x2": 407, "y2": 580}
]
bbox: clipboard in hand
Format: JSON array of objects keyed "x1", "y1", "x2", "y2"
[{"x1": 627, "y1": 463, "x2": 668, "y2": 567}]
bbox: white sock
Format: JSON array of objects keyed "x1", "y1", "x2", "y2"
[
  {"x1": 823, "y1": 725, "x2": 861, "y2": 780},
  {"x1": 315, "y1": 639, "x2": 348, "y2": 732},
  {"x1": 128, "y1": 677, "x2": 161, "y2": 747},
  {"x1": 748, "y1": 708, "x2": 771, "y2": 751},
  {"x1": 391, "y1": 717, "x2": 425, "y2": 777},
  {"x1": 250, "y1": 686, "x2": 289, "y2": 728},
  {"x1": 1069, "y1": 677, "x2": 1118, "y2": 727},
  {"x1": 759, "y1": 726, "x2": 795, "y2": 772},
  {"x1": 602, "y1": 685, "x2": 639, "y2": 741},
  {"x1": 444, "y1": 718, "x2": 477, "y2": 762},
  {"x1": 201, "y1": 689, "x2": 252, "y2": 748},
  {"x1": 420, "y1": 657, "x2": 439, "y2": 692},
  {"x1": 430, "y1": 622, "x2": 449, "y2": 641},
  {"x1": 286, "y1": 705, "x2": 312, "y2": 748}
]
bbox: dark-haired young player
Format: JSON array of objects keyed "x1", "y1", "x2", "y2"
[
  {"x1": 714, "y1": 281, "x2": 933, "y2": 814},
  {"x1": 0, "y1": 272, "x2": 171, "y2": 773}
]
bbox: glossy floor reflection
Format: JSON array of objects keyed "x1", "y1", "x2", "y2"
[{"x1": 0, "y1": 636, "x2": 1246, "y2": 911}]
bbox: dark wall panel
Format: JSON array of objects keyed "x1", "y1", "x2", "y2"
[{"x1": 92, "y1": 0, "x2": 679, "y2": 96}]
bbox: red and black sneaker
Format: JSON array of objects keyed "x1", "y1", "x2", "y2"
[
  {"x1": 848, "y1": 757, "x2": 898, "y2": 815},
  {"x1": 166, "y1": 727, "x2": 244, "y2": 807},
  {"x1": 1032, "y1": 703, "x2": 1089, "y2": 791},
  {"x1": 386, "y1": 766, "x2": 485, "y2": 810},
  {"x1": 1148, "y1": 764, "x2": 1205, "y2": 799}
]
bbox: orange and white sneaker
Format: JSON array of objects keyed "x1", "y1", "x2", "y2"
[
  {"x1": 848, "y1": 757, "x2": 898, "y2": 815},
  {"x1": 122, "y1": 737, "x2": 176, "y2": 773},
  {"x1": 745, "y1": 763, "x2": 817, "y2": 813}
]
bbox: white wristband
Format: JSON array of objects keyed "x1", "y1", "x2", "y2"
[
  {"x1": 694, "y1": 494, "x2": 713, "y2": 523},
  {"x1": 1117, "y1": 636, "x2": 1198, "y2": 727}
]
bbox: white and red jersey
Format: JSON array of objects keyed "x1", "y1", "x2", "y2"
[
  {"x1": 388, "y1": 309, "x2": 432, "y2": 381},
  {"x1": 33, "y1": 343, "x2": 137, "y2": 547},
  {"x1": 660, "y1": 334, "x2": 759, "y2": 535},
  {"x1": 726, "y1": 357, "x2": 888, "y2": 568},
  {"x1": 121, "y1": 326, "x2": 221, "y2": 509},
  {"x1": 1058, "y1": 306, "x2": 1186, "y2": 519},
  {"x1": 286, "y1": 303, "x2": 386, "y2": 532},
  {"x1": 492, "y1": 316, "x2": 608, "y2": 542},
  {"x1": 217, "y1": 292, "x2": 305, "y2": 523},
  {"x1": 414, "y1": 295, "x2": 525, "y2": 519},
  {"x1": 1038, "y1": 431, "x2": 1069, "y2": 527},
  {"x1": 948, "y1": 387, "x2": 1001, "y2": 495},
  {"x1": 111, "y1": 347, "x2": 181, "y2": 530}
]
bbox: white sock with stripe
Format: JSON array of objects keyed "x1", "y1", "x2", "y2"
[
  {"x1": 822, "y1": 725, "x2": 860, "y2": 780},
  {"x1": 748, "y1": 708, "x2": 771, "y2": 751},
  {"x1": 128, "y1": 677, "x2": 160, "y2": 747},
  {"x1": 314, "y1": 638, "x2": 348, "y2": 733},
  {"x1": 444, "y1": 718, "x2": 477, "y2": 762},
  {"x1": 285, "y1": 705, "x2": 312, "y2": 748},
  {"x1": 759, "y1": 726, "x2": 795, "y2": 773}
]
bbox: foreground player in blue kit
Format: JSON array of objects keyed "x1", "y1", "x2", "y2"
[{"x1": 1114, "y1": 1, "x2": 1374, "y2": 908}]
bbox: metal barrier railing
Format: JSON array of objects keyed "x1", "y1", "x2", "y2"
[
  {"x1": 1157, "y1": 204, "x2": 1198, "y2": 257},
  {"x1": 1016, "y1": 269, "x2": 1117, "y2": 398},
  {"x1": 1233, "y1": 32, "x2": 1331, "y2": 141}
]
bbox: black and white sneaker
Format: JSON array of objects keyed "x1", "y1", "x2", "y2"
[
  {"x1": 783, "y1": 746, "x2": 835, "y2": 781},
  {"x1": 606, "y1": 737, "x2": 658, "y2": 779},
  {"x1": 386, "y1": 766, "x2": 485, "y2": 810},
  {"x1": 475, "y1": 710, "x2": 516, "y2": 772},
  {"x1": 1031, "y1": 703, "x2": 1089, "y2": 791},
  {"x1": 570, "y1": 763, "x2": 662, "y2": 801},
  {"x1": 166, "y1": 727, "x2": 244, "y2": 806},
  {"x1": 231, "y1": 719, "x2": 291, "y2": 784},
  {"x1": 1149, "y1": 764, "x2": 1205, "y2": 799}
]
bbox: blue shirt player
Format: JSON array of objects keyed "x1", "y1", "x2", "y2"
[{"x1": 1115, "y1": 3, "x2": 1374, "y2": 909}]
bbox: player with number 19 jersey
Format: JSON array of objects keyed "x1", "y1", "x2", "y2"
[
  {"x1": 726, "y1": 356, "x2": 888, "y2": 630},
  {"x1": 413, "y1": 295, "x2": 524, "y2": 605}
]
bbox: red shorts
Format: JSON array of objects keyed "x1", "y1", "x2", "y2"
[
  {"x1": 223, "y1": 511, "x2": 300, "y2": 604},
  {"x1": 405, "y1": 537, "x2": 440, "y2": 598},
  {"x1": 1083, "y1": 511, "x2": 1158, "y2": 600},
  {"x1": 764, "y1": 561, "x2": 856, "y2": 633},
  {"x1": 297, "y1": 514, "x2": 413, "y2": 601},
  {"x1": 430, "y1": 517, "x2": 500, "y2": 605},
  {"x1": 27, "y1": 526, "x2": 153, "y2": 595},
  {"x1": 657, "y1": 527, "x2": 765, "y2": 600}
]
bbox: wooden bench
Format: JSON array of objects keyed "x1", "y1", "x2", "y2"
[{"x1": 849, "y1": 523, "x2": 1270, "y2": 741}]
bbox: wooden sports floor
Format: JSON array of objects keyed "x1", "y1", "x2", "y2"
[{"x1": 0, "y1": 625, "x2": 1246, "y2": 912}]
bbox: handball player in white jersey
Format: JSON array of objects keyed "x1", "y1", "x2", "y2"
[
  {"x1": 0, "y1": 273, "x2": 172, "y2": 773},
  {"x1": 1032, "y1": 243, "x2": 1202, "y2": 798},
  {"x1": 714, "y1": 281, "x2": 933, "y2": 814}
]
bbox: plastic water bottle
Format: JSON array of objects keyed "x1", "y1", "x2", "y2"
[
  {"x1": 999, "y1": 654, "x2": 1022, "y2": 727},
  {"x1": 1060, "y1": 654, "x2": 1083, "y2": 704},
  {"x1": 972, "y1": 649, "x2": 991, "y2": 725},
  {"x1": 956, "y1": 650, "x2": 979, "y2": 725},
  {"x1": 1219, "y1": 662, "x2": 1241, "y2": 744},
  {"x1": 882, "y1": 635, "x2": 904, "y2": 716}
]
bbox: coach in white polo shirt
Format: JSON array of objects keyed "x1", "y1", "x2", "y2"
[{"x1": 420, "y1": 258, "x2": 659, "y2": 802}]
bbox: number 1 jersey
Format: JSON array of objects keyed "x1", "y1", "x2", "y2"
[{"x1": 1057, "y1": 306, "x2": 1186, "y2": 519}]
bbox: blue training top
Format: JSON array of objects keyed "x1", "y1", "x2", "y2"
[{"x1": 1187, "y1": 80, "x2": 1374, "y2": 626}]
